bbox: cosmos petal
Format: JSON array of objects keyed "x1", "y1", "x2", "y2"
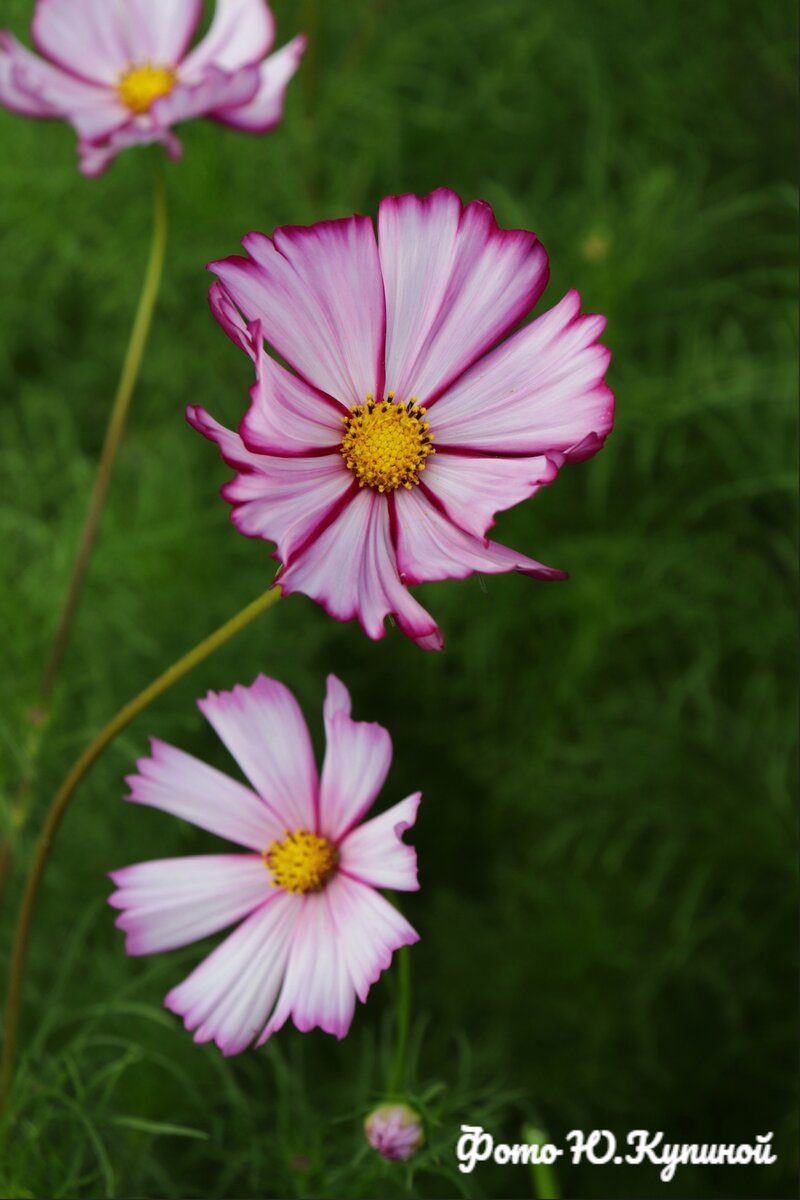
[
  {"x1": 211, "y1": 35, "x2": 306, "y2": 133},
  {"x1": 181, "y1": 0, "x2": 275, "y2": 77},
  {"x1": 278, "y1": 488, "x2": 443, "y2": 649},
  {"x1": 210, "y1": 214, "x2": 386, "y2": 408},
  {"x1": 125, "y1": 737, "x2": 282, "y2": 850},
  {"x1": 32, "y1": 0, "x2": 203, "y2": 83},
  {"x1": 108, "y1": 854, "x2": 270, "y2": 955},
  {"x1": 257, "y1": 892, "x2": 355, "y2": 1040},
  {"x1": 318, "y1": 674, "x2": 393, "y2": 841},
  {"x1": 428, "y1": 290, "x2": 614, "y2": 460},
  {"x1": 378, "y1": 188, "x2": 549, "y2": 404},
  {"x1": 324, "y1": 873, "x2": 419, "y2": 1005},
  {"x1": 149, "y1": 64, "x2": 260, "y2": 128},
  {"x1": 0, "y1": 32, "x2": 124, "y2": 134},
  {"x1": 165, "y1": 891, "x2": 299, "y2": 1056},
  {"x1": 198, "y1": 675, "x2": 319, "y2": 832},
  {"x1": 339, "y1": 792, "x2": 421, "y2": 891},
  {"x1": 421, "y1": 451, "x2": 558, "y2": 539},
  {"x1": 392, "y1": 485, "x2": 567, "y2": 585}
]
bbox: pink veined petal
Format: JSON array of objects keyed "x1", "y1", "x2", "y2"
[
  {"x1": 198, "y1": 676, "x2": 319, "y2": 834},
  {"x1": 211, "y1": 34, "x2": 306, "y2": 132},
  {"x1": 165, "y1": 891, "x2": 299, "y2": 1056},
  {"x1": 420, "y1": 451, "x2": 558, "y2": 539},
  {"x1": 210, "y1": 215, "x2": 386, "y2": 408},
  {"x1": 0, "y1": 33, "x2": 65, "y2": 116},
  {"x1": 258, "y1": 892, "x2": 356, "y2": 1041},
  {"x1": 78, "y1": 124, "x2": 182, "y2": 177},
  {"x1": 208, "y1": 280, "x2": 256, "y2": 358},
  {"x1": 240, "y1": 331, "x2": 346, "y2": 456},
  {"x1": 428, "y1": 290, "x2": 615, "y2": 459},
  {"x1": 378, "y1": 188, "x2": 549, "y2": 405},
  {"x1": 126, "y1": 737, "x2": 282, "y2": 851},
  {"x1": 129, "y1": 0, "x2": 204, "y2": 63},
  {"x1": 108, "y1": 854, "x2": 270, "y2": 955},
  {"x1": 318, "y1": 674, "x2": 393, "y2": 842},
  {"x1": 226, "y1": 459, "x2": 352, "y2": 565},
  {"x1": 278, "y1": 487, "x2": 443, "y2": 650},
  {"x1": 31, "y1": 0, "x2": 201, "y2": 83},
  {"x1": 186, "y1": 405, "x2": 351, "y2": 567},
  {"x1": 186, "y1": 404, "x2": 268, "y2": 472},
  {"x1": 0, "y1": 33, "x2": 126, "y2": 136},
  {"x1": 392, "y1": 485, "x2": 567, "y2": 585},
  {"x1": 181, "y1": 0, "x2": 275, "y2": 78},
  {"x1": 323, "y1": 873, "x2": 420, "y2": 1005},
  {"x1": 149, "y1": 63, "x2": 260, "y2": 128},
  {"x1": 339, "y1": 792, "x2": 421, "y2": 892}
]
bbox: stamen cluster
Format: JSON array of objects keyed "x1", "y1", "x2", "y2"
[
  {"x1": 117, "y1": 65, "x2": 177, "y2": 114},
  {"x1": 264, "y1": 830, "x2": 339, "y2": 894},
  {"x1": 340, "y1": 395, "x2": 435, "y2": 493}
]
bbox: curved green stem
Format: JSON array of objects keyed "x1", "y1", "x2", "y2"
[
  {"x1": 40, "y1": 158, "x2": 168, "y2": 705},
  {"x1": 0, "y1": 587, "x2": 282, "y2": 1112},
  {"x1": 388, "y1": 946, "x2": 411, "y2": 1095}
]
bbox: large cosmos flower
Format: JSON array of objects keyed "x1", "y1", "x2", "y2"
[
  {"x1": 190, "y1": 188, "x2": 615, "y2": 650},
  {"x1": 109, "y1": 674, "x2": 420, "y2": 1055},
  {"x1": 0, "y1": 0, "x2": 305, "y2": 176}
]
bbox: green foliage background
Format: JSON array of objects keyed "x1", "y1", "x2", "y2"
[{"x1": 1, "y1": 0, "x2": 796, "y2": 1197}]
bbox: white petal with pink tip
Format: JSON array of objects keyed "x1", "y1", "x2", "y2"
[
  {"x1": 378, "y1": 189, "x2": 548, "y2": 403},
  {"x1": 319, "y1": 675, "x2": 393, "y2": 840},
  {"x1": 109, "y1": 855, "x2": 269, "y2": 955},
  {"x1": 339, "y1": 793, "x2": 421, "y2": 892},
  {"x1": 211, "y1": 215, "x2": 386, "y2": 408},
  {"x1": 393, "y1": 486, "x2": 566, "y2": 585},
  {"x1": 325, "y1": 874, "x2": 419, "y2": 1004},
  {"x1": 198, "y1": 676, "x2": 318, "y2": 833},
  {"x1": 259, "y1": 893, "x2": 356, "y2": 1040},
  {"x1": 181, "y1": 0, "x2": 274, "y2": 77},
  {"x1": 126, "y1": 738, "x2": 281, "y2": 851},
  {"x1": 211, "y1": 35, "x2": 307, "y2": 133},
  {"x1": 429, "y1": 290, "x2": 614, "y2": 459},
  {"x1": 422, "y1": 452, "x2": 557, "y2": 540},
  {"x1": 278, "y1": 488, "x2": 443, "y2": 649},
  {"x1": 166, "y1": 892, "x2": 298, "y2": 1056}
]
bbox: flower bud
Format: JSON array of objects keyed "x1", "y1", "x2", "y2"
[{"x1": 364, "y1": 1102, "x2": 425, "y2": 1161}]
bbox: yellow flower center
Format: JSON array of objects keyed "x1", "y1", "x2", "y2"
[
  {"x1": 340, "y1": 395, "x2": 436, "y2": 493},
  {"x1": 264, "y1": 830, "x2": 339, "y2": 894},
  {"x1": 117, "y1": 65, "x2": 177, "y2": 114}
]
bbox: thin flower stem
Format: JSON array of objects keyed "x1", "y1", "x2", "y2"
[
  {"x1": 0, "y1": 587, "x2": 282, "y2": 1113},
  {"x1": 388, "y1": 946, "x2": 411, "y2": 1095},
  {"x1": 40, "y1": 157, "x2": 169, "y2": 706}
]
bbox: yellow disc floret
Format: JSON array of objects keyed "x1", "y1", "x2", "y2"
[
  {"x1": 117, "y1": 65, "x2": 177, "y2": 114},
  {"x1": 341, "y1": 395, "x2": 436, "y2": 493},
  {"x1": 264, "y1": 830, "x2": 339, "y2": 894}
]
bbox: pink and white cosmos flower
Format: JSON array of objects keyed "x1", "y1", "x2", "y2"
[
  {"x1": 189, "y1": 188, "x2": 614, "y2": 651},
  {"x1": 0, "y1": 0, "x2": 305, "y2": 176},
  {"x1": 108, "y1": 673, "x2": 420, "y2": 1055}
]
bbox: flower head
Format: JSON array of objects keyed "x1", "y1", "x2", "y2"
[
  {"x1": 365, "y1": 1102, "x2": 426, "y2": 1161},
  {"x1": 0, "y1": 0, "x2": 305, "y2": 176},
  {"x1": 189, "y1": 189, "x2": 614, "y2": 650},
  {"x1": 108, "y1": 674, "x2": 420, "y2": 1055}
]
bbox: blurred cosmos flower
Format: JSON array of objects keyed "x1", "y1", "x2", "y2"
[
  {"x1": 109, "y1": 674, "x2": 420, "y2": 1055},
  {"x1": 0, "y1": 0, "x2": 305, "y2": 176},
  {"x1": 365, "y1": 1102, "x2": 426, "y2": 1161},
  {"x1": 189, "y1": 188, "x2": 614, "y2": 650}
]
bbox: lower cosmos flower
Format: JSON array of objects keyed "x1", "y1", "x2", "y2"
[
  {"x1": 189, "y1": 188, "x2": 615, "y2": 651},
  {"x1": 0, "y1": 0, "x2": 305, "y2": 176},
  {"x1": 108, "y1": 674, "x2": 420, "y2": 1055}
]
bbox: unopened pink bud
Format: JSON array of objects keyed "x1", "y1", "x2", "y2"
[{"x1": 364, "y1": 1102, "x2": 425, "y2": 1161}]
